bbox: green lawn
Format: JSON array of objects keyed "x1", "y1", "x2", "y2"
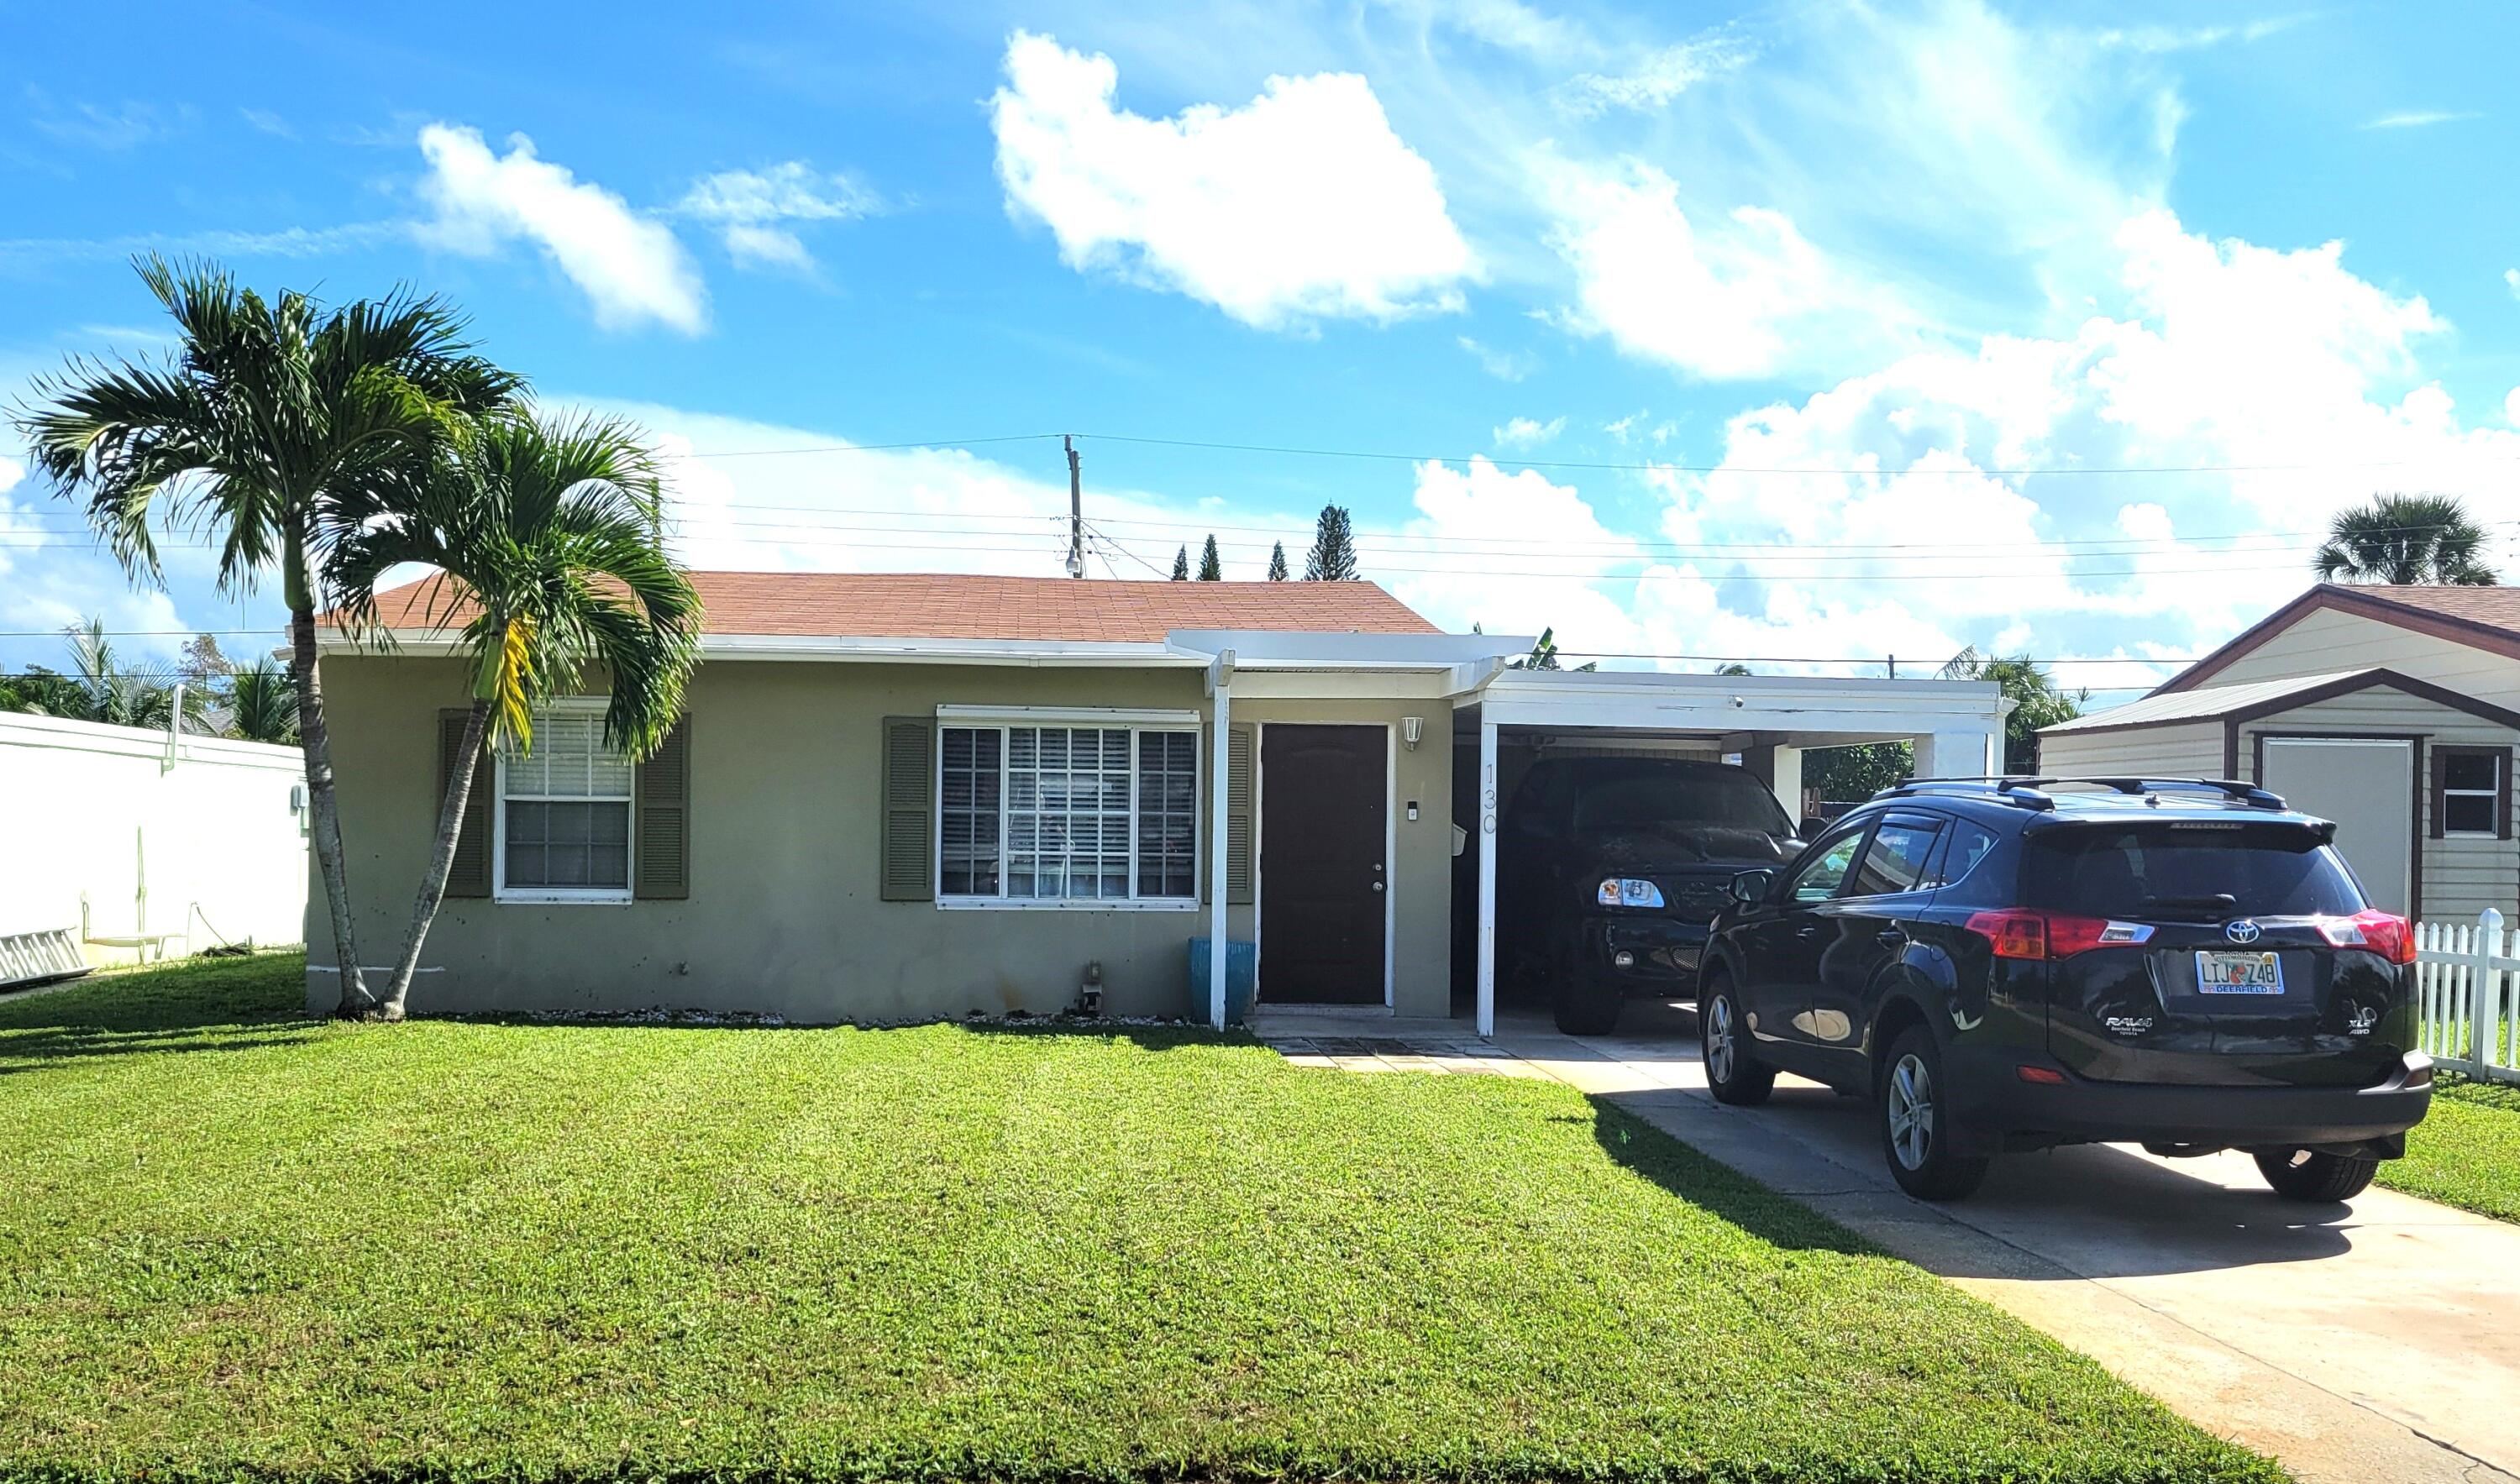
[
  {"x1": 2381, "y1": 1075, "x2": 2520, "y2": 1224},
  {"x1": 0, "y1": 955, "x2": 2276, "y2": 1484}
]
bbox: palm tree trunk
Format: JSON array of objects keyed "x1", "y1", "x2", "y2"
[
  {"x1": 377, "y1": 698, "x2": 488, "y2": 1021},
  {"x1": 289, "y1": 599, "x2": 370, "y2": 1017}
]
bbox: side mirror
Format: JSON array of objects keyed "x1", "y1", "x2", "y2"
[
  {"x1": 1798, "y1": 816, "x2": 1829, "y2": 842},
  {"x1": 1729, "y1": 868, "x2": 1776, "y2": 905}
]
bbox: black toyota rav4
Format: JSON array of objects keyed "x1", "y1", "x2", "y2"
[{"x1": 1698, "y1": 778, "x2": 2433, "y2": 1203}]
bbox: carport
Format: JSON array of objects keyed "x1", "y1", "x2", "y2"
[{"x1": 1454, "y1": 669, "x2": 2008, "y2": 1036}]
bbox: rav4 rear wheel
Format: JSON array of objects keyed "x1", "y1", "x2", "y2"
[
  {"x1": 1699, "y1": 973, "x2": 1773, "y2": 1106},
  {"x1": 1880, "y1": 1026, "x2": 1991, "y2": 1201},
  {"x1": 2253, "y1": 1149, "x2": 2379, "y2": 1203}
]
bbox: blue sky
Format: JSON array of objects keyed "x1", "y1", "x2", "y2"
[{"x1": 5, "y1": 1, "x2": 2519, "y2": 701}]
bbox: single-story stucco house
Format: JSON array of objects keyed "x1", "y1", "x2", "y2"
[
  {"x1": 2040, "y1": 583, "x2": 2520, "y2": 926},
  {"x1": 312, "y1": 572, "x2": 2008, "y2": 1033}
]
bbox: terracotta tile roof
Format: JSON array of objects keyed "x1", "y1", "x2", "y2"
[{"x1": 336, "y1": 570, "x2": 1442, "y2": 643}]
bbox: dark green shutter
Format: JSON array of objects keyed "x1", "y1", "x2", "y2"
[
  {"x1": 881, "y1": 716, "x2": 934, "y2": 901},
  {"x1": 1226, "y1": 725, "x2": 1255, "y2": 905},
  {"x1": 438, "y1": 709, "x2": 494, "y2": 899},
  {"x1": 1204, "y1": 725, "x2": 1256, "y2": 905},
  {"x1": 635, "y1": 718, "x2": 690, "y2": 899}
]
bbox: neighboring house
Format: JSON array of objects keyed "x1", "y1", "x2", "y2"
[
  {"x1": 2040, "y1": 584, "x2": 2520, "y2": 923},
  {"x1": 0, "y1": 711, "x2": 309, "y2": 974},
  {"x1": 314, "y1": 572, "x2": 2008, "y2": 1030}
]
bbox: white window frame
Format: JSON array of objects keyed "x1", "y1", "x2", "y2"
[
  {"x1": 492, "y1": 696, "x2": 636, "y2": 906},
  {"x1": 934, "y1": 706, "x2": 1202, "y2": 912},
  {"x1": 2439, "y1": 747, "x2": 2504, "y2": 839}
]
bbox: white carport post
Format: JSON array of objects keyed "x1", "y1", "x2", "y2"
[
  {"x1": 1475, "y1": 715, "x2": 1499, "y2": 1038},
  {"x1": 1912, "y1": 729, "x2": 2003, "y2": 779},
  {"x1": 1207, "y1": 649, "x2": 1236, "y2": 1031}
]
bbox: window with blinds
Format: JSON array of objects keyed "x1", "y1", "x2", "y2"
[
  {"x1": 938, "y1": 724, "x2": 1198, "y2": 906},
  {"x1": 497, "y1": 705, "x2": 634, "y2": 901}
]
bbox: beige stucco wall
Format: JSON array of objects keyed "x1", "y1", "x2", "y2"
[{"x1": 307, "y1": 656, "x2": 1453, "y2": 1022}]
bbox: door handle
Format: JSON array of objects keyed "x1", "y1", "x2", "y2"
[
  {"x1": 1876, "y1": 928, "x2": 1908, "y2": 947},
  {"x1": 1794, "y1": 924, "x2": 1821, "y2": 939}
]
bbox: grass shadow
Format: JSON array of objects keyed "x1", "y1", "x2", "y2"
[
  {"x1": 0, "y1": 952, "x2": 317, "y2": 1072},
  {"x1": 1587, "y1": 1095, "x2": 1882, "y2": 1258}
]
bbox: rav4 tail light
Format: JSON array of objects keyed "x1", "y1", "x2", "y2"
[
  {"x1": 1963, "y1": 909, "x2": 2155, "y2": 961},
  {"x1": 2315, "y1": 909, "x2": 2418, "y2": 965}
]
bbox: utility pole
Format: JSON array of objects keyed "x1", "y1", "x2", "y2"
[{"x1": 1064, "y1": 435, "x2": 1085, "y2": 578}]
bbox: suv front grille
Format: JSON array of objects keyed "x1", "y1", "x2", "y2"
[{"x1": 1664, "y1": 877, "x2": 1733, "y2": 920}]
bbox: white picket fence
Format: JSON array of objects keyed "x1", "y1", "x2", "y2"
[{"x1": 2414, "y1": 910, "x2": 2520, "y2": 1087}]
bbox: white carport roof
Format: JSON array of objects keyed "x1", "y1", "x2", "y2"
[
  {"x1": 1446, "y1": 665, "x2": 2009, "y2": 1038},
  {"x1": 1462, "y1": 667, "x2": 2010, "y2": 747}
]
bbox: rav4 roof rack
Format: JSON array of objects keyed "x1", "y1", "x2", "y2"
[{"x1": 1874, "y1": 776, "x2": 2288, "y2": 810}]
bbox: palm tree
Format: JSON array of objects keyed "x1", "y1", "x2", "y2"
[
  {"x1": 326, "y1": 407, "x2": 701, "y2": 1020},
  {"x1": 15, "y1": 257, "x2": 521, "y2": 1013},
  {"x1": 61, "y1": 616, "x2": 205, "y2": 730},
  {"x1": 2313, "y1": 494, "x2": 2497, "y2": 585},
  {"x1": 226, "y1": 655, "x2": 299, "y2": 744}
]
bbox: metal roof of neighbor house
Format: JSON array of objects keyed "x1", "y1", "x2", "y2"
[
  {"x1": 2050, "y1": 663, "x2": 2520, "y2": 737},
  {"x1": 2043, "y1": 670, "x2": 2376, "y2": 732},
  {"x1": 2156, "y1": 583, "x2": 2520, "y2": 694},
  {"x1": 337, "y1": 571, "x2": 1442, "y2": 643}
]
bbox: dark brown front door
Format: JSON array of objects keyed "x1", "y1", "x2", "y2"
[{"x1": 1260, "y1": 724, "x2": 1388, "y2": 1004}]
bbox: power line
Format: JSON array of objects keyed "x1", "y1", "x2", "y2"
[
  {"x1": 683, "y1": 433, "x2": 1067, "y2": 459},
  {"x1": 0, "y1": 527, "x2": 2438, "y2": 583},
  {"x1": 648, "y1": 428, "x2": 2520, "y2": 479}
]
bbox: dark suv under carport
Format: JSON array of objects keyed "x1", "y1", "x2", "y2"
[{"x1": 1486, "y1": 757, "x2": 1803, "y2": 1035}]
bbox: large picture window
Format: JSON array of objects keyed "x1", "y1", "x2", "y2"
[
  {"x1": 496, "y1": 702, "x2": 633, "y2": 903},
  {"x1": 938, "y1": 721, "x2": 1199, "y2": 907}
]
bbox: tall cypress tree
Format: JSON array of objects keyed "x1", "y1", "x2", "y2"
[
  {"x1": 1169, "y1": 544, "x2": 1189, "y2": 580},
  {"x1": 1196, "y1": 534, "x2": 1223, "y2": 580},
  {"x1": 1267, "y1": 541, "x2": 1289, "y2": 580},
  {"x1": 1304, "y1": 504, "x2": 1359, "y2": 581}
]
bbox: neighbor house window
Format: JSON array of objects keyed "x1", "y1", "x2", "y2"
[
  {"x1": 938, "y1": 722, "x2": 1198, "y2": 907},
  {"x1": 496, "y1": 701, "x2": 633, "y2": 903},
  {"x1": 2435, "y1": 746, "x2": 2508, "y2": 839}
]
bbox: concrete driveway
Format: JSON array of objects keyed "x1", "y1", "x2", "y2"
[
  {"x1": 1257, "y1": 1002, "x2": 2520, "y2": 1483},
  {"x1": 1496, "y1": 1000, "x2": 2520, "y2": 1484}
]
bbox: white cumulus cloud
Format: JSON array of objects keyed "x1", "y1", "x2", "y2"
[
  {"x1": 1493, "y1": 415, "x2": 1564, "y2": 448},
  {"x1": 416, "y1": 123, "x2": 707, "y2": 334},
  {"x1": 989, "y1": 31, "x2": 1478, "y2": 330},
  {"x1": 1540, "y1": 156, "x2": 1923, "y2": 380},
  {"x1": 676, "y1": 162, "x2": 881, "y2": 272}
]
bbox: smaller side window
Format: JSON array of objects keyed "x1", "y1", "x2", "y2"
[
  {"x1": 1846, "y1": 819, "x2": 1942, "y2": 897},
  {"x1": 1934, "y1": 821, "x2": 2003, "y2": 892},
  {"x1": 1788, "y1": 830, "x2": 1868, "y2": 903},
  {"x1": 2434, "y1": 746, "x2": 2508, "y2": 840}
]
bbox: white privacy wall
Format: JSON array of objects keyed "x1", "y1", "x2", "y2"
[{"x1": 0, "y1": 711, "x2": 308, "y2": 964}]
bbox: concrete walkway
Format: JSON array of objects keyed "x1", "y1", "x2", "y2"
[{"x1": 1252, "y1": 1002, "x2": 2520, "y2": 1484}]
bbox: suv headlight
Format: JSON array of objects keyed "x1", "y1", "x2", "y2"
[{"x1": 1596, "y1": 878, "x2": 1665, "y2": 909}]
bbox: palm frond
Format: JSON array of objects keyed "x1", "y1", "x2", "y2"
[{"x1": 320, "y1": 405, "x2": 700, "y2": 763}]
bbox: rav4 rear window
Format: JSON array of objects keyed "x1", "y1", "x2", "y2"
[
  {"x1": 2023, "y1": 824, "x2": 2365, "y2": 920},
  {"x1": 1572, "y1": 773, "x2": 1793, "y2": 836}
]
